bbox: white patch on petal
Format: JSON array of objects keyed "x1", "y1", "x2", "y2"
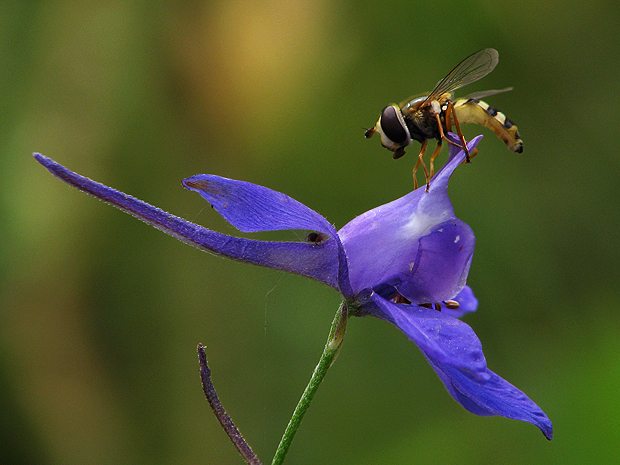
[
  {"x1": 401, "y1": 212, "x2": 440, "y2": 240},
  {"x1": 454, "y1": 235, "x2": 460, "y2": 243}
]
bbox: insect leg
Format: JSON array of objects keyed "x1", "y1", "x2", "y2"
[
  {"x1": 434, "y1": 113, "x2": 459, "y2": 147},
  {"x1": 412, "y1": 157, "x2": 420, "y2": 190},
  {"x1": 429, "y1": 140, "x2": 443, "y2": 178},
  {"x1": 435, "y1": 106, "x2": 472, "y2": 163},
  {"x1": 412, "y1": 140, "x2": 430, "y2": 191},
  {"x1": 444, "y1": 101, "x2": 454, "y2": 133},
  {"x1": 450, "y1": 101, "x2": 472, "y2": 163}
]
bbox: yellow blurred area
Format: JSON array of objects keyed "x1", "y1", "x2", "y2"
[{"x1": 168, "y1": 0, "x2": 350, "y2": 146}]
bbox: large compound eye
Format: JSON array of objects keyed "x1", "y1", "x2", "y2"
[{"x1": 380, "y1": 105, "x2": 409, "y2": 145}]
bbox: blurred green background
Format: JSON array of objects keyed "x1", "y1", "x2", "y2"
[{"x1": 2, "y1": 0, "x2": 619, "y2": 463}]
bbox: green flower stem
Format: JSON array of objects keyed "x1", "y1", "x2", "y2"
[{"x1": 271, "y1": 301, "x2": 349, "y2": 465}]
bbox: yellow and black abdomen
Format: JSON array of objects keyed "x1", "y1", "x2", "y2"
[{"x1": 453, "y1": 98, "x2": 523, "y2": 153}]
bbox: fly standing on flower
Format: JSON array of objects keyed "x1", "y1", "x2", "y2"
[{"x1": 365, "y1": 48, "x2": 523, "y2": 190}]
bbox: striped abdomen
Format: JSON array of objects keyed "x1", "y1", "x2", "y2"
[{"x1": 452, "y1": 98, "x2": 523, "y2": 153}]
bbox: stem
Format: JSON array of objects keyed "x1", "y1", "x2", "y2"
[
  {"x1": 271, "y1": 301, "x2": 349, "y2": 465},
  {"x1": 197, "y1": 344, "x2": 262, "y2": 465}
]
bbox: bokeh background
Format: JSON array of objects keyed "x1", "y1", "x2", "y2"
[{"x1": 2, "y1": 0, "x2": 619, "y2": 463}]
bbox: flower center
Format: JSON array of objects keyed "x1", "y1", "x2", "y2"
[{"x1": 392, "y1": 293, "x2": 460, "y2": 311}]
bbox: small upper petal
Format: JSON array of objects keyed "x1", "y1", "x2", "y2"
[
  {"x1": 183, "y1": 175, "x2": 337, "y2": 236},
  {"x1": 182, "y1": 174, "x2": 353, "y2": 297}
]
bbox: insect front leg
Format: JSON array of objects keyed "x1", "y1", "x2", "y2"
[
  {"x1": 429, "y1": 140, "x2": 443, "y2": 179},
  {"x1": 412, "y1": 140, "x2": 430, "y2": 191}
]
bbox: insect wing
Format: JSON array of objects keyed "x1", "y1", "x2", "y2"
[
  {"x1": 423, "y1": 48, "x2": 499, "y2": 104},
  {"x1": 461, "y1": 87, "x2": 513, "y2": 101}
]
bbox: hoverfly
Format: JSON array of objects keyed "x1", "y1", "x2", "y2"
[{"x1": 365, "y1": 48, "x2": 522, "y2": 190}]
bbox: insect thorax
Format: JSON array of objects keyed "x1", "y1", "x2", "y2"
[{"x1": 404, "y1": 106, "x2": 443, "y2": 143}]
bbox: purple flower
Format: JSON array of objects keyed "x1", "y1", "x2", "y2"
[{"x1": 34, "y1": 134, "x2": 552, "y2": 439}]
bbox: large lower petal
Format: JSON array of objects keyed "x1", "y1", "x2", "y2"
[
  {"x1": 370, "y1": 294, "x2": 488, "y2": 377},
  {"x1": 427, "y1": 357, "x2": 553, "y2": 440},
  {"x1": 34, "y1": 154, "x2": 341, "y2": 288},
  {"x1": 367, "y1": 292, "x2": 552, "y2": 439}
]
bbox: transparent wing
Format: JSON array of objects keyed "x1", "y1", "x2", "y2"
[
  {"x1": 461, "y1": 87, "x2": 513, "y2": 101},
  {"x1": 423, "y1": 49, "x2": 499, "y2": 104}
]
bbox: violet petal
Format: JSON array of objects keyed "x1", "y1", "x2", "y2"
[
  {"x1": 442, "y1": 285, "x2": 478, "y2": 319},
  {"x1": 370, "y1": 293, "x2": 488, "y2": 376},
  {"x1": 339, "y1": 137, "x2": 481, "y2": 299},
  {"x1": 183, "y1": 174, "x2": 337, "y2": 236},
  {"x1": 397, "y1": 219, "x2": 475, "y2": 304},
  {"x1": 34, "y1": 154, "x2": 341, "y2": 288},
  {"x1": 427, "y1": 356, "x2": 553, "y2": 440}
]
